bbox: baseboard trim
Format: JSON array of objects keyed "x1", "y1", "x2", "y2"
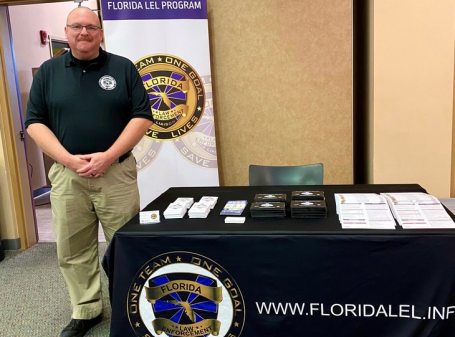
[{"x1": 1, "y1": 238, "x2": 21, "y2": 250}]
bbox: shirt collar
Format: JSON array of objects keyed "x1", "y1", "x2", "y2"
[{"x1": 65, "y1": 48, "x2": 108, "y2": 69}]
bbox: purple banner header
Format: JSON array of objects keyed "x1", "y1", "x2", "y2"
[{"x1": 101, "y1": 0, "x2": 207, "y2": 20}]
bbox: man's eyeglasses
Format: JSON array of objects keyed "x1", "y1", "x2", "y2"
[{"x1": 67, "y1": 24, "x2": 102, "y2": 32}]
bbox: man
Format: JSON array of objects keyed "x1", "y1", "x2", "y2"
[{"x1": 25, "y1": 6, "x2": 154, "y2": 337}]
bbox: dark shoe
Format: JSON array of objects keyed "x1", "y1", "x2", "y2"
[{"x1": 59, "y1": 314, "x2": 102, "y2": 337}]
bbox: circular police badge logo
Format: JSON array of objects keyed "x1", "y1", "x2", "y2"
[
  {"x1": 99, "y1": 75, "x2": 116, "y2": 90},
  {"x1": 135, "y1": 54, "x2": 205, "y2": 141},
  {"x1": 172, "y1": 75, "x2": 218, "y2": 169},
  {"x1": 127, "y1": 251, "x2": 245, "y2": 337}
]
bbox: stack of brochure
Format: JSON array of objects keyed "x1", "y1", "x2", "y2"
[
  {"x1": 188, "y1": 202, "x2": 211, "y2": 218},
  {"x1": 163, "y1": 203, "x2": 187, "y2": 219},
  {"x1": 334, "y1": 193, "x2": 397, "y2": 229},
  {"x1": 381, "y1": 192, "x2": 455, "y2": 229},
  {"x1": 199, "y1": 196, "x2": 218, "y2": 209}
]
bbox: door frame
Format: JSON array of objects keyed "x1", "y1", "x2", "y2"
[{"x1": 0, "y1": 0, "x2": 70, "y2": 249}]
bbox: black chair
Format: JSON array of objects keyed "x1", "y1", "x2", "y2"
[{"x1": 249, "y1": 163, "x2": 324, "y2": 186}]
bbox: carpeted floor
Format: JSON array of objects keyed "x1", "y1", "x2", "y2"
[{"x1": 0, "y1": 243, "x2": 111, "y2": 337}]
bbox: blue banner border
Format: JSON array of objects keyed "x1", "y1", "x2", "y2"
[{"x1": 101, "y1": 0, "x2": 207, "y2": 20}]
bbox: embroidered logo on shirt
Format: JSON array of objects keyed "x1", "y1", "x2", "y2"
[{"x1": 99, "y1": 75, "x2": 116, "y2": 90}]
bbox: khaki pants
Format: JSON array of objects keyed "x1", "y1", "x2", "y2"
[{"x1": 49, "y1": 155, "x2": 139, "y2": 319}]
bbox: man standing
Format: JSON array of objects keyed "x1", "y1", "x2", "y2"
[{"x1": 25, "y1": 6, "x2": 153, "y2": 337}]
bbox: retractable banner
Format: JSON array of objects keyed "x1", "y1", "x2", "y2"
[{"x1": 100, "y1": 0, "x2": 219, "y2": 207}]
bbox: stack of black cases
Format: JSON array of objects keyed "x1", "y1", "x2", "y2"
[
  {"x1": 291, "y1": 191, "x2": 327, "y2": 218},
  {"x1": 250, "y1": 193, "x2": 286, "y2": 218}
]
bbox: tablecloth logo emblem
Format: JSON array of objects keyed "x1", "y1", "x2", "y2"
[
  {"x1": 135, "y1": 54, "x2": 205, "y2": 141},
  {"x1": 172, "y1": 74, "x2": 218, "y2": 169},
  {"x1": 98, "y1": 75, "x2": 116, "y2": 90},
  {"x1": 147, "y1": 273, "x2": 222, "y2": 336},
  {"x1": 127, "y1": 251, "x2": 245, "y2": 337}
]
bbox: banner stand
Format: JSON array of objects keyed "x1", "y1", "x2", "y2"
[{"x1": 100, "y1": 0, "x2": 219, "y2": 207}]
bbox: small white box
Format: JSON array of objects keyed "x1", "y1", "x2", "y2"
[{"x1": 225, "y1": 217, "x2": 246, "y2": 224}]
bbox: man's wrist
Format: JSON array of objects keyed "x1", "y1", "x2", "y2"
[
  {"x1": 59, "y1": 153, "x2": 72, "y2": 167},
  {"x1": 104, "y1": 150, "x2": 118, "y2": 163}
]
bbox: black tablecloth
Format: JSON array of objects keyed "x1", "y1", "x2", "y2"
[
  {"x1": 117, "y1": 184, "x2": 455, "y2": 235},
  {"x1": 103, "y1": 184, "x2": 455, "y2": 337}
]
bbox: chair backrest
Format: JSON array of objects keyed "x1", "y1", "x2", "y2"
[{"x1": 249, "y1": 163, "x2": 324, "y2": 186}]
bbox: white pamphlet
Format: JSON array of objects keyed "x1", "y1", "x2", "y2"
[
  {"x1": 335, "y1": 193, "x2": 396, "y2": 229},
  {"x1": 381, "y1": 192, "x2": 455, "y2": 229}
]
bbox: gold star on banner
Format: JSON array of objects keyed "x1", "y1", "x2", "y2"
[
  {"x1": 176, "y1": 256, "x2": 182, "y2": 262},
  {"x1": 158, "y1": 57, "x2": 162, "y2": 62},
  {"x1": 197, "y1": 106, "x2": 202, "y2": 111},
  {"x1": 234, "y1": 322, "x2": 239, "y2": 327},
  {"x1": 135, "y1": 322, "x2": 140, "y2": 327}
]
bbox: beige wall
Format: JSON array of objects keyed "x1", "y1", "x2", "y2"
[
  {"x1": 371, "y1": 0, "x2": 455, "y2": 197},
  {"x1": 209, "y1": 0, "x2": 353, "y2": 186}
]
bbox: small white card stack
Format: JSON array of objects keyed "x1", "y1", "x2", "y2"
[
  {"x1": 188, "y1": 202, "x2": 211, "y2": 218},
  {"x1": 163, "y1": 203, "x2": 187, "y2": 219},
  {"x1": 174, "y1": 197, "x2": 194, "y2": 209},
  {"x1": 199, "y1": 196, "x2": 218, "y2": 209}
]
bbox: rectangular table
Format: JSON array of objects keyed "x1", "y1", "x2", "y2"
[{"x1": 103, "y1": 184, "x2": 455, "y2": 337}]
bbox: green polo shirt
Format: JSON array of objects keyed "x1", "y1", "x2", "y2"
[{"x1": 25, "y1": 49, "x2": 153, "y2": 155}]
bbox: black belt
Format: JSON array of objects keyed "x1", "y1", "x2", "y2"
[{"x1": 119, "y1": 151, "x2": 132, "y2": 163}]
